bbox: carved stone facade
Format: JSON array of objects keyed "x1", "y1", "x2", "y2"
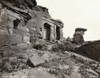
[
  {"x1": 42, "y1": 17, "x2": 63, "y2": 41},
  {"x1": 0, "y1": 1, "x2": 64, "y2": 48}
]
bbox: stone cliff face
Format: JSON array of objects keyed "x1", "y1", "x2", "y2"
[{"x1": 0, "y1": 0, "x2": 64, "y2": 50}]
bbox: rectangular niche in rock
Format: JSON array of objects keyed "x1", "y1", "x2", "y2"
[
  {"x1": 56, "y1": 26, "x2": 60, "y2": 40},
  {"x1": 44, "y1": 23, "x2": 51, "y2": 40}
]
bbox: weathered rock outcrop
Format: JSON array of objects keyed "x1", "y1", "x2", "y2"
[
  {"x1": 0, "y1": 0, "x2": 37, "y2": 9},
  {"x1": 75, "y1": 40, "x2": 100, "y2": 62},
  {"x1": 0, "y1": 0, "x2": 64, "y2": 51},
  {"x1": 72, "y1": 28, "x2": 87, "y2": 44}
]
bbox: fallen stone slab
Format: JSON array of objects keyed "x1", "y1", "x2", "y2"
[{"x1": 27, "y1": 54, "x2": 45, "y2": 67}]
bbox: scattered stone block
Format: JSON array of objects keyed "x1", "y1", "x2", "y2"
[{"x1": 27, "y1": 54, "x2": 45, "y2": 67}]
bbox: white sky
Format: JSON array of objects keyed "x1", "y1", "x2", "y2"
[{"x1": 37, "y1": 0, "x2": 100, "y2": 41}]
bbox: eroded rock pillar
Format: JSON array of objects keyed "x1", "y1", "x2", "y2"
[
  {"x1": 60, "y1": 28, "x2": 63, "y2": 40},
  {"x1": 50, "y1": 26, "x2": 55, "y2": 41}
]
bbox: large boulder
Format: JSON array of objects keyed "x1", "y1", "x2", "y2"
[{"x1": 75, "y1": 40, "x2": 100, "y2": 62}]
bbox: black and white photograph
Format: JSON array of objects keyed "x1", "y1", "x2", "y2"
[{"x1": 0, "y1": 0, "x2": 100, "y2": 78}]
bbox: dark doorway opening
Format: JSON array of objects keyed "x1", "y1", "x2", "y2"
[
  {"x1": 13, "y1": 19, "x2": 20, "y2": 29},
  {"x1": 56, "y1": 26, "x2": 60, "y2": 40},
  {"x1": 44, "y1": 23, "x2": 51, "y2": 40}
]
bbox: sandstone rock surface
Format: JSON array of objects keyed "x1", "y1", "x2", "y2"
[
  {"x1": 75, "y1": 40, "x2": 100, "y2": 62},
  {"x1": 0, "y1": 0, "x2": 100, "y2": 78}
]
